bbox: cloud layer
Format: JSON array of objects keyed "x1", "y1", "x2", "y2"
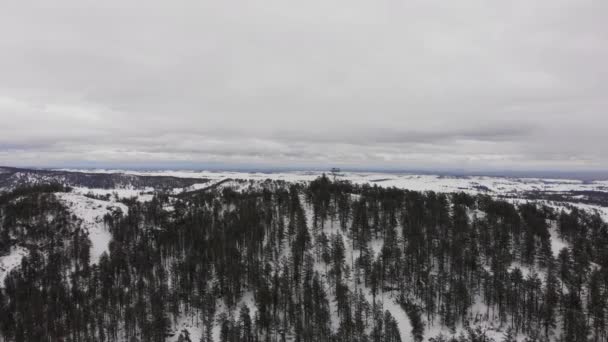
[{"x1": 0, "y1": 0, "x2": 606, "y2": 171}]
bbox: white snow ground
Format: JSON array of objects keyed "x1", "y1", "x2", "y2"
[
  {"x1": 0, "y1": 246, "x2": 28, "y2": 288},
  {"x1": 56, "y1": 192, "x2": 129, "y2": 264}
]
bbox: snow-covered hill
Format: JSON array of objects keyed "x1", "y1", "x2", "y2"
[
  {"x1": 1, "y1": 167, "x2": 607, "y2": 341},
  {"x1": 49, "y1": 168, "x2": 608, "y2": 220},
  {"x1": 48, "y1": 168, "x2": 606, "y2": 196},
  {"x1": 55, "y1": 192, "x2": 128, "y2": 264},
  {"x1": 3, "y1": 166, "x2": 607, "y2": 226}
]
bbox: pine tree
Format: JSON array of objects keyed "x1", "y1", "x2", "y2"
[
  {"x1": 502, "y1": 327, "x2": 516, "y2": 342},
  {"x1": 239, "y1": 304, "x2": 254, "y2": 342}
]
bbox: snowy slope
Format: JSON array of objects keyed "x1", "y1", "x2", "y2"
[
  {"x1": 506, "y1": 197, "x2": 608, "y2": 223},
  {"x1": 0, "y1": 246, "x2": 28, "y2": 288},
  {"x1": 3, "y1": 168, "x2": 607, "y2": 341},
  {"x1": 56, "y1": 192, "x2": 128, "y2": 264}
]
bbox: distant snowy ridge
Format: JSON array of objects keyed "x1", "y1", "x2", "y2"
[{"x1": 54, "y1": 168, "x2": 608, "y2": 195}]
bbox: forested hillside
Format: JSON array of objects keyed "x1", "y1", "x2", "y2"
[{"x1": 1, "y1": 176, "x2": 607, "y2": 341}]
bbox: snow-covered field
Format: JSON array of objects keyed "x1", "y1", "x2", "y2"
[
  {"x1": 57, "y1": 169, "x2": 608, "y2": 196},
  {"x1": 70, "y1": 186, "x2": 156, "y2": 202}
]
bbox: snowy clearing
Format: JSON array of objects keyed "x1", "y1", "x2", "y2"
[
  {"x1": 0, "y1": 246, "x2": 28, "y2": 287},
  {"x1": 56, "y1": 192, "x2": 128, "y2": 264}
]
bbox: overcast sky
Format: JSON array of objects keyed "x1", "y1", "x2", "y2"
[{"x1": 0, "y1": 0, "x2": 606, "y2": 171}]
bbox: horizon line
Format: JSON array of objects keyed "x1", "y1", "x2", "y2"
[{"x1": 2, "y1": 164, "x2": 607, "y2": 181}]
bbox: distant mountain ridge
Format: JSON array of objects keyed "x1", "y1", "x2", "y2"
[
  {"x1": 0, "y1": 166, "x2": 209, "y2": 191},
  {"x1": 2, "y1": 166, "x2": 608, "y2": 211}
]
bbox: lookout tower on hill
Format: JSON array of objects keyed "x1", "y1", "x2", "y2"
[{"x1": 330, "y1": 167, "x2": 341, "y2": 181}]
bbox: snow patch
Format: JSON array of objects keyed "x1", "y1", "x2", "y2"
[
  {"x1": 167, "y1": 312, "x2": 203, "y2": 342},
  {"x1": 72, "y1": 187, "x2": 155, "y2": 202},
  {"x1": 56, "y1": 192, "x2": 128, "y2": 264},
  {"x1": 549, "y1": 224, "x2": 568, "y2": 257},
  {"x1": 0, "y1": 246, "x2": 28, "y2": 287}
]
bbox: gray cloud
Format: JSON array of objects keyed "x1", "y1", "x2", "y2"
[
  {"x1": 272, "y1": 123, "x2": 537, "y2": 145},
  {"x1": 0, "y1": 0, "x2": 607, "y2": 171}
]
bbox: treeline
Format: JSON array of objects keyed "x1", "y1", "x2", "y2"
[
  {"x1": 0, "y1": 183, "x2": 72, "y2": 255},
  {"x1": 0, "y1": 176, "x2": 607, "y2": 342}
]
